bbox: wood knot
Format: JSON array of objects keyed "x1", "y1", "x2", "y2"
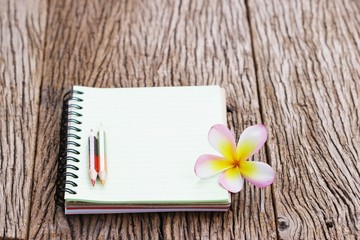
[
  {"x1": 325, "y1": 220, "x2": 334, "y2": 228},
  {"x1": 278, "y1": 217, "x2": 289, "y2": 231},
  {"x1": 226, "y1": 105, "x2": 237, "y2": 113}
]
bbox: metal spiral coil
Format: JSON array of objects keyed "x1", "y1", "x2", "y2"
[{"x1": 55, "y1": 90, "x2": 84, "y2": 207}]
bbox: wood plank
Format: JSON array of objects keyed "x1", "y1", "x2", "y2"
[
  {"x1": 248, "y1": 0, "x2": 360, "y2": 239},
  {"x1": 0, "y1": 0, "x2": 47, "y2": 239},
  {"x1": 29, "y1": 0, "x2": 277, "y2": 239}
]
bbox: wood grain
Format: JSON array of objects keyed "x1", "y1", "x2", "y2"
[
  {"x1": 248, "y1": 0, "x2": 360, "y2": 239},
  {"x1": 0, "y1": 0, "x2": 46, "y2": 239},
  {"x1": 29, "y1": 0, "x2": 276, "y2": 239}
]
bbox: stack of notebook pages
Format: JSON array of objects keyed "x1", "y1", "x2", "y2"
[{"x1": 57, "y1": 85, "x2": 231, "y2": 214}]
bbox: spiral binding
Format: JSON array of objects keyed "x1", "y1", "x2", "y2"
[{"x1": 55, "y1": 90, "x2": 84, "y2": 207}]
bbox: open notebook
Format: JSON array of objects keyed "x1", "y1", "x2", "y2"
[{"x1": 56, "y1": 86, "x2": 230, "y2": 214}]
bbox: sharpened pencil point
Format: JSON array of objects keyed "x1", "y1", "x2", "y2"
[
  {"x1": 91, "y1": 179, "x2": 96, "y2": 186},
  {"x1": 100, "y1": 179, "x2": 105, "y2": 186}
]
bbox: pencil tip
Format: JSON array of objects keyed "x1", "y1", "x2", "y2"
[
  {"x1": 100, "y1": 179, "x2": 105, "y2": 186},
  {"x1": 91, "y1": 179, "x2": 96, "y2": 186}
]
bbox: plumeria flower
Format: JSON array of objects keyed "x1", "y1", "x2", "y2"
[{"x1": 194, "y1": 124, "x2": 275, "y2": 193}]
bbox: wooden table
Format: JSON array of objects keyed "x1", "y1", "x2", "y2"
[{"x1": 1, "y1": 0, "x2": 359, "y2": 239}]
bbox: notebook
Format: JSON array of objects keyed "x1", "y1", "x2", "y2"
[{"x1": 55, "y1": 85, "x2": 231, "y2": 214}]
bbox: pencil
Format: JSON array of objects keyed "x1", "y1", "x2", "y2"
[
  {"x1": 88, "y1": 129, "x2": 98, "y2": 186},
  {"x1": 97, "y1": 124, "x2": 107, "y2": 186}
]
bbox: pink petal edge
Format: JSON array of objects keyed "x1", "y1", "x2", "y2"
[
  {"x1": 194, "y1": 154, "x2": 233, "y2": 178},
  {"x1": 218, "y1": 167, "x2": 244, "y2": 193},
  {"x1": 208, "y1": 124, "x2": 236, "y2": 160},
  {"x1": 240, "y1": 161, "x2": 275, "y2": 188},
  {"x1": 236, "y1": 124, "x2": 268, "y2": 161}
]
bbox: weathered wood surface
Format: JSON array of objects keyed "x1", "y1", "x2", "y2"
[
  {"x1": 0, "y1": 0, "x2": 46, "y2": 239},
  {"x1": 1, "y1": 0, "x2": 359, "y2": 239},
  {"x1": 29, "y1": 0, "x2": 276, "y2": 239},
  {"x1": 248, "y1": 0, "x2": 360, "y2": 239}
]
